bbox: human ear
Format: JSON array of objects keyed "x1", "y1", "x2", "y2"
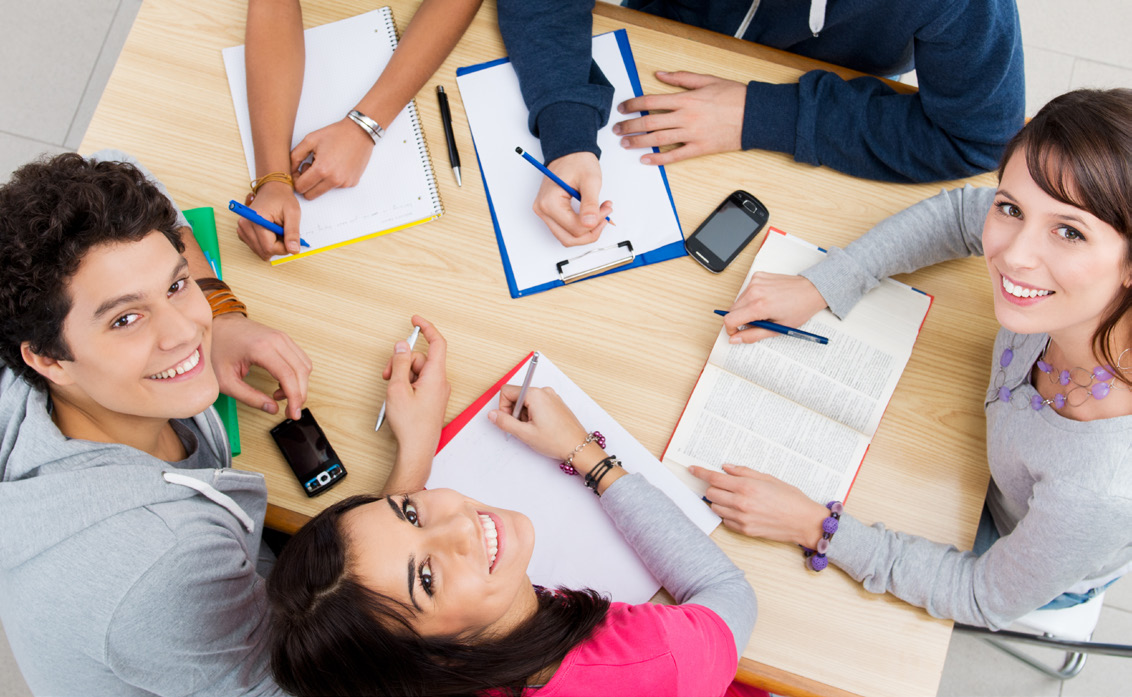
[{"x1": 20, "y1": 342, "x2": 75, "y2": 387}]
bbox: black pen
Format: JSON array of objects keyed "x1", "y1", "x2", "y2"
[{"x1": 436, "y1": 85, "x2": 461, "y2": 187}]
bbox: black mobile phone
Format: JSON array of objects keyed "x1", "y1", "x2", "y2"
[
  {"x1": 685, "y1": 190, "x2": 769, "y2": 273},
  {"x1": 270, "y1": 408, "x2": 347, "y2": 497}
]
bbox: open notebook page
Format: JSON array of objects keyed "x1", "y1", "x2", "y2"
[
  {"x1": 223, "y1": 8, "x2": 441, "y2": 263},
  {"x1": 428, "y1": 354, "x2": 719, "y2": 604},
  {"x1": 456, "y1": 31, "x2": 682, "y2": 292},
  {"x1": 664, "y1": 230, "x2": 931, "y2": 503}
]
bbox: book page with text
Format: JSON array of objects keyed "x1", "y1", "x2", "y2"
[
  {"x1": 664, "y1": 365, "x2": 870, "y2": 503},
  {"x1": 707, "y1": 231, "x2": 930, "y2": 436}
]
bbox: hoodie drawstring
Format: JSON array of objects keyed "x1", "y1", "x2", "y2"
[{"x1": 162, "y1": 472, "x2": 256, "y2": 533}]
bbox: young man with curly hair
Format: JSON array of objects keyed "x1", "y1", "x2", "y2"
[{"x1": 0, "y1": 152, "x2": 313, "y2": 695}]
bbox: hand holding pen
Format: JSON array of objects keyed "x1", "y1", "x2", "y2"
[
  {"x1": 230, "y1": 199, "x2": 310, "y2": 260},
  {"x1": 721, "y1": 271, "x2": 830, "y2": 344},
  {"x1": 516, "y1": 148, "x2": 614, "y2": 248}
]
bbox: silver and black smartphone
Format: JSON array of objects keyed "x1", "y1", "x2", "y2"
[
  {"x1": 270, "y1": 408, "x2": 347, "y2": 497},
  {"x1": 685, "y1": 190, "x2": 769, "y2": 273}
]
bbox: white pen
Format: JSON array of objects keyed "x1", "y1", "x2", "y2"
[{"x1": 375, "y1": 325, "x2": 422, "y2": 431}]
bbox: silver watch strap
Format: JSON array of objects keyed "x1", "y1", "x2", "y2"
[{"x1": 347, "y1": 109, "x2": 384, "y2": 144}]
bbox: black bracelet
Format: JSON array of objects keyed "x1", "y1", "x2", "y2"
[{"x1": 583, "y1": 456, "x2": 622, "y2": 495}]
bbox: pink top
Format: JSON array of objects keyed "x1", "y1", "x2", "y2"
[{"x1": 527, "y1": 602, "x2": 738, "y2": 696}]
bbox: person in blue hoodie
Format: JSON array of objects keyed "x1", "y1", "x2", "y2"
[
  {"x1": 497, "y1": 0, "x2": 1025, "y2": 246},
  {"x1": 0, "y1": 153, "x2": 449, "y2": 695}
]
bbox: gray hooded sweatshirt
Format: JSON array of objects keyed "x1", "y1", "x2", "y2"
[{"x1": 0, "y1": 366, "x2": 279, "y2": 695}]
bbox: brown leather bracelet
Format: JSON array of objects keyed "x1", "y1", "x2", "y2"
[{"x1": 196, "y1": 278, "x2": 248, "y2": 318}]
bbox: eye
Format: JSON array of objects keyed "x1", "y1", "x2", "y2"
[
  {"x1": 168, "y1": 278, "x2": 189, "y2": 296},
  {"x1": 996, "y1": 201, "x2": 1022, "y2": 218},
  {"x1": 111, "y1": 313, "x2": 140, "y2": 329},
  {"x1": 402, "y1": 498, "x2": 421, "y2": 527},
  {"x1": 1055, "y1": 225, "x2": 1085, "y2": 242},
  {"x1": 419, "y1": 558, "x2": 434, "y2": 597}
]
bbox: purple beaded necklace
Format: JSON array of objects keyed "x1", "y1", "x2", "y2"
[{"x1": 993, "y1": 341, "x2": 1128, "y2": 411}]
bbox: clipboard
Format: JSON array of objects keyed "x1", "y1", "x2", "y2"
[{"x1": 456, "y1": 30, "x2": 686, "y2": 298}]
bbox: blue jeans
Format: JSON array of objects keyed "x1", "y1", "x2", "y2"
[{"x1": 974, "y1": 505, "x2": 1117, "y2": 610}]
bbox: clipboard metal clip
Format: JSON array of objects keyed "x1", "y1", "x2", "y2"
[{"x1": 556, "y1": 240, "x2": 635, "y2": 285}]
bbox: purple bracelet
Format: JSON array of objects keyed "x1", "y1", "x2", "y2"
[
  {"x1": 801, "y1": 501, "x2": 843, "y2": 572},
  {"x1": 560, "y1": 431, "x2": 606, "y2": 475}
]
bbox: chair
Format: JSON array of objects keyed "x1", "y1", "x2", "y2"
[{"x1": 954, "y1": 592, "x2": 1132, "y2": 679}]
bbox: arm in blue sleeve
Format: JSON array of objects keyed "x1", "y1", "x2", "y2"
[
  {"x1": 600, "y1": 473, "x2": 757, "y2": 657},
  {"x1": 743, "y1": 0, "x2": 1024, "y2": 182},
  {"x1": 496, "y1": 0, "x2": 614, "y2": 163},
  {"x1": 801, "y1": 185, "x2": 993, "y2": 318}
]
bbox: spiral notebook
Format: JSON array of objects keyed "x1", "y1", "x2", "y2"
[{"x1": 222, "y1": 7, "x2": 443, "y2": 265}]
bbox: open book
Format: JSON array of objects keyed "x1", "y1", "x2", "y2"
[
  {"x1": 223, "y1": 8, "x2": 443, "y2": 265},
  {"x1": 428, "y1": 353, "x2": 719, "y2": 604},
  {"x1": 663, "y1": 229, "x2": 932, "y2": 504}
]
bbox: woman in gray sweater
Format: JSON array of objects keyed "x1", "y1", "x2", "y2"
[{"x1": 695, "y1": 88, "x2": 1132, "y2": 630}]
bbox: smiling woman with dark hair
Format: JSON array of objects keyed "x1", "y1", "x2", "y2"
[
  {"x1": 699, "y1": 88, "x2": 1132, "y2": 630},
  {"x1": 266, "y1": 352, "x2": 758, "y2": 697}
]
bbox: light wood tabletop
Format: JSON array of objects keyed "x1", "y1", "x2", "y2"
[{"x1": 80, "y1": 2, "x2": 1000, "y2": 695}]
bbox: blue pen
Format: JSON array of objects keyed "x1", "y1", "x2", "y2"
[
  {"x1": 227, "y1": 200, "x2": 310, "y2": 249},
  {"x1": 714, "y1": 309, "x2": 829, "y2": 345},
  {"x1": 514, "y1": 147, "x2": 615, "y2": 226}
]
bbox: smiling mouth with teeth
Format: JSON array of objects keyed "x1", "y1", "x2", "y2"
[
  {"x1": 1002, "y1": 276, "x2": 1053, "y2": 299},
  {"x1": 148, "y1": 348, "x2": 201, "y2": 380},
  {"x1": 478, "y1": 513, "x2": 499, "y2": 571}
]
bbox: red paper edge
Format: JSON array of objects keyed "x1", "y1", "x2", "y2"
[{"x1": 436, "y1": 351, "x2": 534, "y2": 453}]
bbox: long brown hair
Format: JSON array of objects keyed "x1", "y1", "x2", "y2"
[
  {"x1": 266, "y1": 495, "x2": 610, "y2": 697},
  {"x1": 997, "y1": 88, "x2": 1132, "y2": 376}
]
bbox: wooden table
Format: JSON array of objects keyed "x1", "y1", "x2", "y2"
[{"x1": 81, "y1": 2, "x2": 1000, "y2": 695}]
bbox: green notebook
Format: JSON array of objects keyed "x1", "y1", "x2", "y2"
[{"x1": 182, "y1": 207, "x2": 241, "y2": 457}]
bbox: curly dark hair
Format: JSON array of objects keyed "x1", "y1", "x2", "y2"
[
  {"x1": 0, "y1": 153, "x2": 184, "y2": 392},
  {"x1": 267, "y1": 494, "x2": 611, "y2": 697}
]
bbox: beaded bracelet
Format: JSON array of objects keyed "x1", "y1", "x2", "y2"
[
  {"x1": 560, "y1": 431, "x2": 605, "y2": 475},
  {"x1": 196, "y1": 278, "x2": 248, "y2": 319},
  {"x1": 583, "y1": 456, "x2": 622, "y2": 496},
  {"x1": 801, "y1": 501, "x2": 843, "y2": 572}
]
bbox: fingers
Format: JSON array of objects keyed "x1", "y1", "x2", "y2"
[
  {"x1": 498, "y1": 382, "x2": 519, "y2": 415},
  {"x1": 488, "y1": 403, "x2": 535, "y2": 439},
  {"x1": 281, "y1": 209, "x2": 302, "y2": 255},
  {"x1": 639, "y1": 145, "x2": 697, "y2": 167},
  {"x1": 386, "y1": 340, "x2": 414, "y2": 389},
  {"x1": 290, "y1": 138, "x2": 315, "y2": 174},
  {"x1": 219, "y1": 371, "x2": 280, "y2": 416},
  {"x1": 263, "y1": 338, "x2": 311, "y2": 420},
  {"x1": 533, "y1": 182, "x2": 605, "y2": 246},
  {"x1": 655, "y1": 70, "x2": 719, "y2": 90},
  {"x1": 575, "y1": 169, "x2": 604, "y2": 229},
  {"x1": 729, "y1": 327, "x2": 780, "y2": 344},
  {"x1": 411, "y1": 315, "x2": 447, "y2": 373}
]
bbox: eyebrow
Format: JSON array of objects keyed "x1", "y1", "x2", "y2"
[
  {"x1": 385, "y1": 497, "x2": 422, "y2": 611},
  {"x1": 92, "y1": 257, "x2": 190, "y2": 320}
]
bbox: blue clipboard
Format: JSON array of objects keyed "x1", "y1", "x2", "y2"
[{"x1": 456, "y1": 29, "x2": 686, "y2": 298}]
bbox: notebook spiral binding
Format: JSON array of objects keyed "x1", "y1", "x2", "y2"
[{"x1": 381, "y1": 8, "x2": 445, "y2": 219}]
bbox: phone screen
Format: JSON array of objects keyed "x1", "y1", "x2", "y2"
[
  {"x1": 271, "y1": 410, "x2": 339, "y2": 480},
  {"x1": 695, "y1": 199, "x2": 762, "y2": 259}
]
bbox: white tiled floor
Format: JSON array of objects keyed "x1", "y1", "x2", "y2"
[{"x1": 1, "y1": 1, "x2": 1130, "y2": 696}]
